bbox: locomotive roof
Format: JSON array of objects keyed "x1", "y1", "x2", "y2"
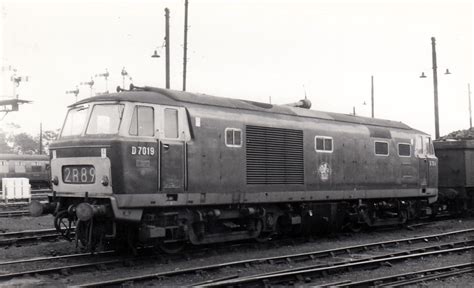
[{"x1": 74, "y1": 86, "x2": 417, "y2": 131}]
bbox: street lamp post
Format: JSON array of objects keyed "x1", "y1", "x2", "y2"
[
  {"x1": 182, "y1": 0, "x2": 189, "y2": 91},
  {"x1": 431, "y1": 37, "x2": 440, "y2": 140},
  {"x1": 165, "y1": 8, "x2": 170, "y2": 89},
  {"x1": 420, "y1": 37, "x2": 451, "y2": 140},
  {"x1": 151, "y1": 8, "x2": 170, "y2": 89},
  {"x1": 371, "y1": 75, "x2": 374, "y2": 118}
]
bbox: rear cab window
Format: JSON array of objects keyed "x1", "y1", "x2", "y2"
[{"x1": 398, "y1": 143, "x2": 411, "y2": 157}]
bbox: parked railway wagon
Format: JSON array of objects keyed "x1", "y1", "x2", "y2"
[
  {"x1": 30, "y1": 86, "x2": 438, "y2": 252},
  {"x1": 0, "y1": 154, "x2": 50, "y2": 189},
  {"x1": 434, "y1": 139, "x2": 474, "y2": 215}
]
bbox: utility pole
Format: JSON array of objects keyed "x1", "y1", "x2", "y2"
[
  {"x1": 469, "y1": 83, "x2": 472, "y2": 129},
  {"x1": 165, "y1": 8, "x2": 170, "y2": 89},
  {"x1": 182, "y1": 0, "x2": 189, "y2": 91},
  {"x1": 371, "y1": 75, "x2": 374, "y2": 118},
  {"x1": 431, "y1": 37, "x2": 440, "y2": 139}
]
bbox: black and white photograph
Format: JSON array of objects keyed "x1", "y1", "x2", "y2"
[{"x1": 0, "y1": 0, "x2": 473, "y2": 287}]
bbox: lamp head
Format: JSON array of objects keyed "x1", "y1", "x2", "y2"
[{"x1": 151, "y1": 50, "x2": 160, "y2": 58}]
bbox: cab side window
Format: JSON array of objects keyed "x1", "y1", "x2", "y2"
[
  {"x1": 164, "y1": 108, "x2": 179, "y2": 138},
  {"x1": 129, "y1": 106, "x2": 154, "y2": 136},
  {"x1": 375, "y1": 141, "x2": 389, "y2": 156},
  {"x1": 225, "y1": 128, "x2": 242, "y2": 147},
  {"x1": 315, "y1": 136, "x2": 333, "y2": 153}
]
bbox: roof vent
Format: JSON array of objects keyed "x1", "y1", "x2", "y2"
[{"x1": 284, "y1": 98, "x2": 312, "y2": 109}]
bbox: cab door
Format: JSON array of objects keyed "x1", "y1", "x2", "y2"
[
  {"x1": 424, "y1": 136, "x2": 438, "y2": 188},
  {"x1": 159, "y1": 140, "x2": 184, "y2": 191},
  {"x1": 158, "y1": 107, "x2": 188, "y2": 193}
]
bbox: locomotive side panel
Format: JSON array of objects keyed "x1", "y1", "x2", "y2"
[
  {"x1": 32, "y1": 89, "x2": 442, "y2": 251},
  {"x1": 185, "y1": 106, "x2": 245, "y2": 198}
]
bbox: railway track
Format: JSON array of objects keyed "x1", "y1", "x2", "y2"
[
  {"x1": 0, "y1": 250, "x2": 114, "y2": 267},
  {"x1": 334, "y1": 262, "x2": 474, "y2": 287},
  {"x1": 0, "y1": 228, "x2": 63, "y2": 247},
  {"x1": 72, "y1": 228, "x2": 473, "y2": 287},
  {"x1": 201, "y1": 243, "x2": 473, "y2": 287},
  {"x1": 0, "y1": 210, "x2": 30, "y2": 218}
]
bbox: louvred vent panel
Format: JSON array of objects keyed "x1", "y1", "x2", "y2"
[{"x1": 246, "y1": 125, "x2": 304, "y2": 185}]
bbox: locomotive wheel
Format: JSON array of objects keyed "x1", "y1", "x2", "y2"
[
  {"x1": 344, "y1": 205, "x2": 363, "y2": 233},
  {"x1": 255, "y1": 231, "x2": 272, "y2": 243},
  {"x1": 346, "y1": 222, "x2": 362, "y2": 233},
  {"x1": 157, "y1": 241, "x2": 186, "y2": 254},
  {"x1": 54, "y1": 210, "x2": 74, "y2": 240},
  {"x1": 254, "y1": 219, "x2": 271, "y2": 242}
]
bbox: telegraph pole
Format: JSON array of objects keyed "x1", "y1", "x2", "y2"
[
  {"x1": 165, "y1": 8, "x2": 170, "y2": 89},
  {"x1": 431, "y1": 37, "x2": 440, "y2": 139},
  {"x1": 371, "y1": 75, "x2": 374, "y2": 118},
  {"x1": 182, "y1": 0, "x2": 189, "y2": 91}
]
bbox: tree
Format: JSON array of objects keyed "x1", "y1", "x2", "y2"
[
  {"x1": 10, "y1": 133, "x2": 39, "y2": 154},
  {"x1": 41, "y1": 129, "x2": 59, "y2": 154},
  {"x1": 0, "y1": 131, "x2": 12, "y2": 153}
]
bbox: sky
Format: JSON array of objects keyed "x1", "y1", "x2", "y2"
[{"x1": 0, "y1": 0, "x2": 472, "y2": 139}]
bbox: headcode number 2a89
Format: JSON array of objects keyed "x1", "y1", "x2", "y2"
[{"x1": 131, "y1": 146, "x2": 155, "y2": 156}]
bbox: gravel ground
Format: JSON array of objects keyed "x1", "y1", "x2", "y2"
[
  {"x1": 0, "y1": 214, "x2": 54, "y2": 234},
  {"x1": 0, "y1": 215, "x2": 472, "y2": 287}
]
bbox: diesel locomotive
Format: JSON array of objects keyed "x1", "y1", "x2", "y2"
[{"x1": 31, "y1": 86, "x2": 438, "y2": 252}]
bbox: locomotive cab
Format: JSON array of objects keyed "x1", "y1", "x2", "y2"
[
  {"x1": 32, "y1": 97, "x2": 191, "y2": 250},
  {"x1": 50, "y1": 100, "x2": 190, "y2": 197}
]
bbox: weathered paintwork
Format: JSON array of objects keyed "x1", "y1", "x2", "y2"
[{"x1": 49, "y1": 87, "x2": 438, "y2": 214}]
